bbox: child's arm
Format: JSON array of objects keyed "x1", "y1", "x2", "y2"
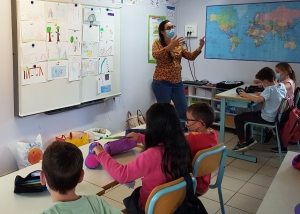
[
  {"x1": 238, "y1": 90, "x2": 264, "y2": 103},
  {"x1": 253, "y1": 79, "x2": 261, "y2": 84},
  {"x1": 284, "y1": 82, "x2": 292, "y2": 90}
]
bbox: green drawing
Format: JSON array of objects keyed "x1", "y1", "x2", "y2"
[
  {"x1": 47, "y1": 27, "x2": 52, "y2": 42},
  {"x1": 56, "y1": 26, "x2": 60, "y2": 42},
  {"x1": 70, "y1": 36, "x2": 74, "y2": 43}
]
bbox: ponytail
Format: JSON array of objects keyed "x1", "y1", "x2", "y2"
[{"x1": 290, "y1": 69, "x2": 297, "y2": 84}]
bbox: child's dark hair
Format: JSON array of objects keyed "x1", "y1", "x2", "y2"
[
  {"x1": 42, "y1": 141, "x2": 83, "y2": 194},
  {"x1": 144, "y1": 103, "x2": 193, "y2": 180},
  {"x1": 187, "y1": 103, "x2": 215, "y2": 128},
  {"x1": 255, "y1": 67, "x2": 276, "y2": 82},
  {"x1": 276, "y1": 62, "x2": 296, "y2": 84}
]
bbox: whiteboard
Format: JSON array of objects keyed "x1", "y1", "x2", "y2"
[{"x1": 12, "y1": 0, "x2": 121, "y2": 117}]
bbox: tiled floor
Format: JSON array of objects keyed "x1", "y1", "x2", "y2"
[{"x1": 101, "y1": 130, "x2": 300, "y2": 214}]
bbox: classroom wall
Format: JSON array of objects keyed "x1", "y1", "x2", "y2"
[
  {"x1": 177, "y1": 0, "x2": 300, "y2": 85},
  {"x1": 0, "y1": 0, "x2": 175, "y2": 176}
]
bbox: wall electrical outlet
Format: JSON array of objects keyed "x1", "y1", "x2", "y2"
[{"x1": 185, "y1": 24, "x2": 198, "y2": 37}]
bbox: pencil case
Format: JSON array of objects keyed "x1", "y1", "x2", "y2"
[
  {"x1": 14, "y1": 170, "x2": 47, "y2": 193},
  {"x1": 85, "y1": 142, "x2": 101, "y2": 169},
  {"x1": 104, "y1": 138, "x2": 137, "y2": 156}
]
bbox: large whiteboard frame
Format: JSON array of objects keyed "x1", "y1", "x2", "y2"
[{"x1": 12, "y1": 0, "x2": 121, "y2": 117}]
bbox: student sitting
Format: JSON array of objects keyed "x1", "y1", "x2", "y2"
[
  {"x1": 93, "y1": 103, "x2": 193, "y2": 214},
  {"x1": 233, "y1": 67, "x2": 286, "y2": 152},
  {"x1": 41, "y1": 141, "x2": 122, "y2": 214},
  {"x1": 185, "y1": 103, "x2": 218, "y2": 195}
]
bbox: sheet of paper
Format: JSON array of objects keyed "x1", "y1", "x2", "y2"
[
  {"x1": 47, "y1": 42, "x2": 68, "y2": 61},
  {"x1": 125, "y1": 0, "x2": 138, "y2": 5},
  {"x1": 98, "y1": 74, "x2": 112, "y2": 94},
  {"x1": 99, "y1": 41, "x2": 114, "y2": 56},
  {"x1": 82, "y1": 42, "x2": 98, "y2": 58},
  {"x1": 161, "y1": 0, "x2": 171, "y2": 4},
  {"x1": 69, "y1": 56, "x2": 81, "y2": 81},
  {"x1": 111, "y1": 0, "x2": 123, "y2": 4},
  {"x1": 82, "y1": 24, "x2": 100, "y2": 42},
  {"x1": 46, "y1": 22, "x2": 68, "y2": 42},
  {"x1": 20, "y1": 1, "x2": 45, "y2": 21},
  {"x1": 68, "y1": 30, "x2": 82, "y2": 56},
  {"x1": 167, "y1": 6, "x2": 175, "y2": 18},
  {"x1": 48, "y1": 60, "x2": 68, "y2": 80},
  {"x1": 100, "y1": 24, "x2": 114, "y2": 41},
  {"x1": 68, "y1": 3, "x2": 82, "y2": 30},
  {"x1": 82, "y1": 59, "x2": 98, "y2": 76},
  {"x1": 100, "y1": 9, "x2": 115, "y2": 25},
  {"x1": 83, "y1": 7, "x2": 101, "y2": 26},
  {"x1": 21, "y1": 62, "x2": 47, "y2": 85},
  {"x1": 99, "y1": 56, "x2": 113, "y2": 74},
  {"x1": 21, "y1": 42, "x2": 48, "y2": 64},
  {"x1": 151, "y1": 0, "x2": 159, "y2": 8},
  {"x1": 21, "y1": 21, "x2": 46, "y2": 43},
  {"x1": 46, "y1": 2, "x2": 69, "y2": 22}
]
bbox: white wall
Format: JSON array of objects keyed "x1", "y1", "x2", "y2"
[
  {"x1": 0, "y1": 0, "x2": 175, "y2": 176},
  {"x1": 178, "y1": 0, "x2": 300, "y2": 85}
]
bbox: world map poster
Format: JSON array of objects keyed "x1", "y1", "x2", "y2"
[{"x1": 205, "y1": 2, "x2": 300, "y2": 62}]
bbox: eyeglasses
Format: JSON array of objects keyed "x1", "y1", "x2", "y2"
[
  {"x1": 185, "y1": 119, "x2": 206, "y2": 126},
  {"x1": 165, "y1": 25, "x2": 176, "y2": 30}
]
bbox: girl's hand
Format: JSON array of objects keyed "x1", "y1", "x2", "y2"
[
  {"x1": 255, "y1": 92, "x2": 262, "y2": 96},
  {"x1": 92, "y1": 145, "x2": 104, "y2": 155},
  {"x1": 126, "y1": 132, "x2": 138, "y2": 141},
  {"x1": 168, "y1": 36, "x2": 185, "y2": 50},
  {"x1": 199, "y1": 36, "x2": 205, "y2": 49}
]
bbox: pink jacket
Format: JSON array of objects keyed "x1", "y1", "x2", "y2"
[{"x1": 96, "y1": 134, "x2": 170, "y2": 209}]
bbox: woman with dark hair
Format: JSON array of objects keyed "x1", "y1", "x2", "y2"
[
  {"x1": 93, "y1": 103, "x2": 193, "y2": 214},
  {"x1": 152, "y1": 20, "x2": 205, "y2": 120}
]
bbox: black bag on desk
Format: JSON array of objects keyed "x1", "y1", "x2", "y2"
[
  {"x1": 14, "y1": 170, "x2": 47, "y2": 193},
  {"x1": 216, "y1": 81, "x2": 244, "y2": 89},
  {"x1": 244, "y1": 85, "x2": 264, "y2": 93}
]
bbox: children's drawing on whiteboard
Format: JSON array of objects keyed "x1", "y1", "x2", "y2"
[
  {"x1": 21, "y1": 62, "x2": 47, "y2": 85},
  {"x1": 83, "y1": 7, "x2": 101, "y2": 26},
  {"x1": 21, "y1": 42, "x2": 48, "y2": 64},
  {"x1": 20, "y1": 1, "x2": 45, "y2": 21},
  {"x1": 99, "y1": 56, "x2": 113, "y2": 74},
  {"x1": 98, "y1": 74, "x2": 112, "y2": 94},
  {"x1": 100, "y1": 9, "x2": 115, "y2": 25},
  {"x1": 82, "y1": 59, "x2": 98, "y2": 76},
  {"x1": 69, "y1": 56, "x2": 81, "y2": 81},
  {"x1": 82, "y1": 42, "x2": 98, "y2": 58},
  {"x1": 83, "y1": 24, "x2": 100, "y2": 42},
  {"x1": 99, "y1": 41, "x2": 114, "y2": 56},
  {"x1": 48, "y1": 60, "x2": 68, "y2": 80},
  {"x1": 46, "y1": 22, "x2": 68, "y2": 42},
  {"x1": 100, "y1": 24, "x2": 114, "y2": 41},
  {"x1": 46, "y1": 2, "x2": 68, "y2": 22},
  {"x1": 68, "y1": 4, "x2": 82, "y2": 30},
  {"x1": 21, "y1": 21, "x2": 46, "y2": 43},
  {"x1": 161, "y1": 0, "x2": 170, "y2": 4},
  {"x1": 151, "y1": 0, "x2": 159, "y2": 8},
  {"x1": 47, "y1": 42, "x2": 68, "y2": 61},
  {"x1": 68, "y1": 30, "x2": 82, "y2": 56},
  {"x1": 125, "y1": 0, "x2": 138, "y2": 5},
  {"x1": 167, "y1": 6, "x2": 175, "y2": 18}
]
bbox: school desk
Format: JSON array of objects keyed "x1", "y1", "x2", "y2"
[
  {"x1": 215, "y1": 84, "x2": 259, "y2": 163},
  {"x1": 0, "y1": 163, "x2": 104, "y2": 214},
  {"x1": 257, "y1": 151, "x2": 300, "y2": 214}
]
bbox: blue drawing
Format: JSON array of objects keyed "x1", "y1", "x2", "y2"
[{"x1": 51, "y1": 66, "x2": 66, "y2": 78}]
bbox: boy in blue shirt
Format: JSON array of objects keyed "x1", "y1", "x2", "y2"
[{"x1": 233, "y1": 67, "x2": 287, "y2": 152}]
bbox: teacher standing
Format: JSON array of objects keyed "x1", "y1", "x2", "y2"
[{"x1": 152, "y1": 20, "x2": 205, "y2": 120}]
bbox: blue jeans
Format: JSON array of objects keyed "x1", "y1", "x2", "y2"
[{"x1": 152, "y1": 79, "x2": 187, "y2": 120}]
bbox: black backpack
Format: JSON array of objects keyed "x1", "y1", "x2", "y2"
[{"x1": 174, "y1": 175, "x2": 208, "y2": 214}]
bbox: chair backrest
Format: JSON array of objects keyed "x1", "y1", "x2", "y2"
[
  {"x1": 277, "y1": 98, "x2": 290, "y2": 122},
  {"x1": 294, "y1": 87, "x2": 300, "y2": 107},
  {"x1": 145, "y1": 174, "x2": 196, "y2": 214}
]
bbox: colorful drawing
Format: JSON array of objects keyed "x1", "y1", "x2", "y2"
[
  {"x1": 21, "y1": 21, "x2": 46, "y2": 43},
  {"x1": 47, "y1": 42, "x2": 68, "y2": 61},
  {"x1": 68, "y1": 30, "x2": 82, "y2": 56},
  {"x1": 48, "y1": 60, "x2": 68, "y2": 80},
  {"x1": 99, "y1": 56, "x2": 113, "y2": 74},
  {"x1": 21, "y1": 62, "x2": 47, "y2": 85},
  {"x1": 100, "y1": 24, "x2": 115, "y2": 41},
  {"x1": 46, "y1": 22, "x2": 68, "y2": 42},
  {"x1": 83, "y1": 7, "x2": 101, "y2": 26},
  {"x1": 97, "y1": 74, "x2": 112, "y2": 94},
  {"x1": 99, "y1": 41, "x2": 114, "y2": 56},
  {"x1": 82, "y1": 42, "x2": 98, "y2": 58},
  {"x1": 20, "y1": 1, "x2": 45, "y2": 21},
  {"x1": 69, "y1": 56, "x2": 81, "y2": 81},
  {"x1": 68, "y1": 4, "x2": 82, "y2": 30},
  {"x1": 82, "y1": 59, "x2": 98, "y2": 76},
  {"x1": 46, "y1": 2, "x2": 69, "y2": 22},
  {"x1": 21, "y1": 42, "x2": 48, "y2": 64},
  {"x1": 83, "y1": 24, "x2": 100, "y2": 42}
]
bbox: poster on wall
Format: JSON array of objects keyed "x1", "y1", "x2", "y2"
[{"x1": 148, "y1": 15, "x2": 166, "y2": 63}]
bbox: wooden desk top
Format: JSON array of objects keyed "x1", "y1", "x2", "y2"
[
  {"x1": 0, "y1": 163, "x2": 104, "y2": 214},
  {"x1": 256, "y1": 151, "x2": 300, "y2": 214},
  {"x1": 215, "y1": 84, "x2": 257, "y2": 101}
]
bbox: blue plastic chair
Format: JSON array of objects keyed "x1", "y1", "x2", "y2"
[
  {"x1": 244, "y1": 98, "x2": 290, "y2": 163},
  {"x1": 145, "y1": 174, "x2": 196, "y2": 214},
  {"x1": 192, "y1": 143, "x2": 228, "y2": 214}
]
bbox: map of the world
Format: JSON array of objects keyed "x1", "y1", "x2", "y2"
[{"x1": 205, "y1": 2, "x2": 300, "y2": 62}]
